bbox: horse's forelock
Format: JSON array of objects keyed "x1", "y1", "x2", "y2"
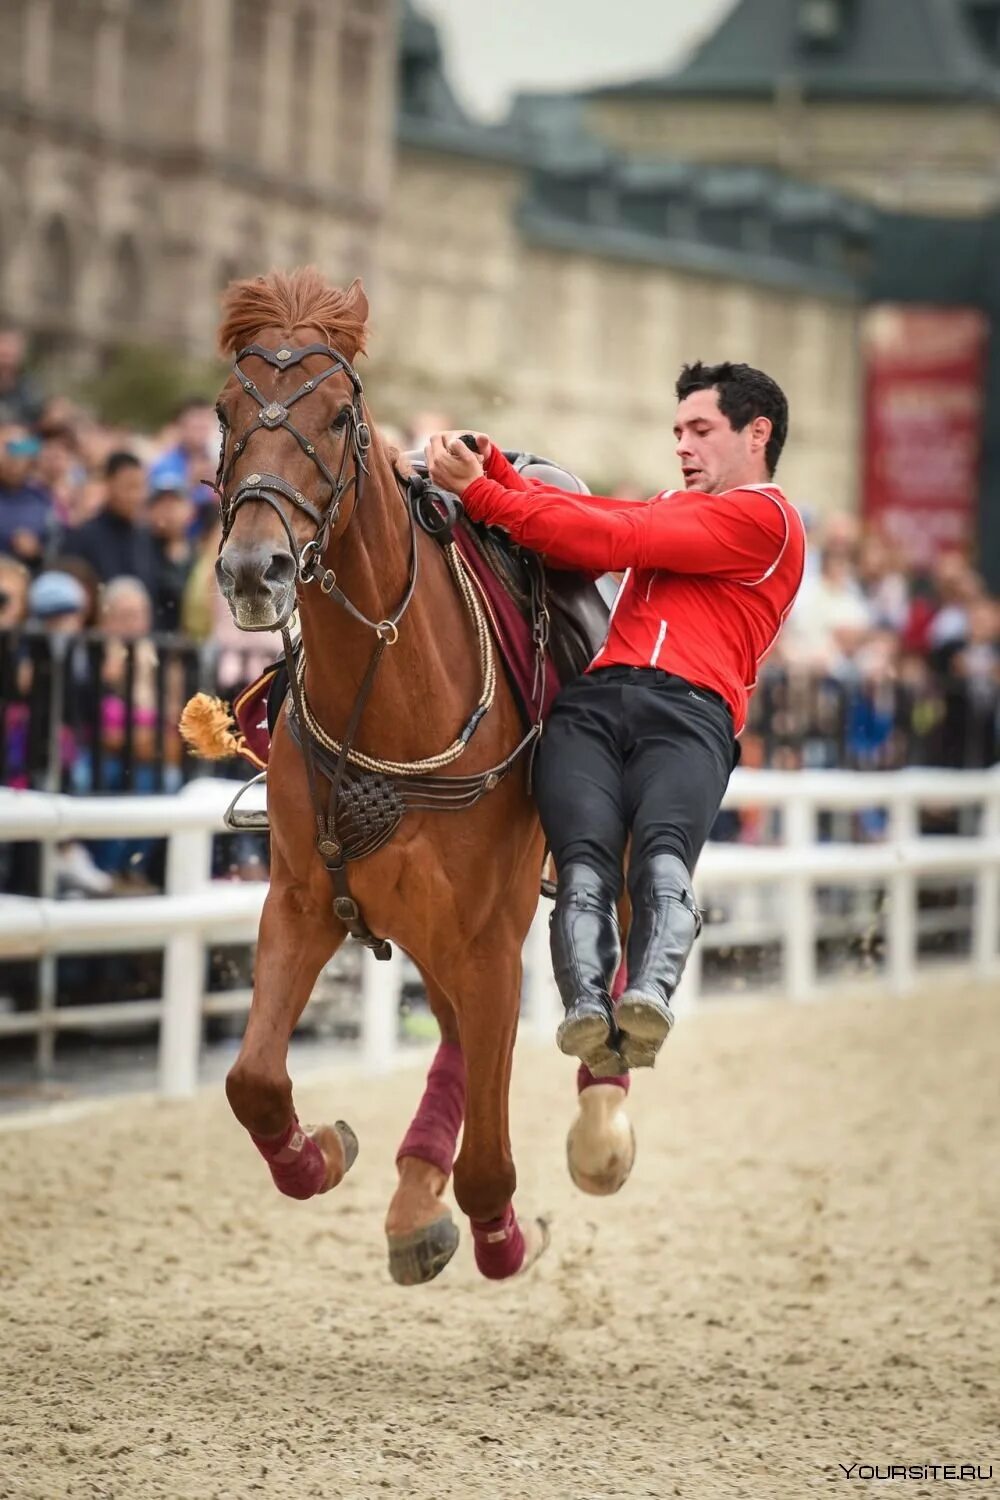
[{"x1": 217, "y1": 267, "x2": 369, "y2": 360}]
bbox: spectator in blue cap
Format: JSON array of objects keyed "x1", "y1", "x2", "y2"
[
  {"x1": 27, "y1": 569, "x2": 87, "y2": 633},
  {"x1": 149, "y1": 397, "x2": 218, "y2": 507},
  {"x1": 0, "y1": 422, "x2": 53, "y2": 570}
]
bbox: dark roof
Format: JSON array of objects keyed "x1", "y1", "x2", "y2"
[
  {"x1": 398, "y1": 1, "x2": 524, "y2": 162},
  {"x1": 585, "y1": 0, "x2": 1000, "y2": 102},
  {"x1": 396, "y1": 3, "x2": 875, "y2": 298},
  {"x1": 520, "y1": 153, "x2": 874, "y2": 297}
]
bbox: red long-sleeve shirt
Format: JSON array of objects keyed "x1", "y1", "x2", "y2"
[{"x1": 462, "y1": 447, "x2": 806, "y2": 733}]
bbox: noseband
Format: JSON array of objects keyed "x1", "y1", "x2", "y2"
[{"x1": 217, "y1": 340, "x2": 372, "y2": 580}]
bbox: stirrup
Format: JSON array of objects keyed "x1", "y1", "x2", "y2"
[{"x1": 224, "y1": 770, "x2": 269, "y2": 831}]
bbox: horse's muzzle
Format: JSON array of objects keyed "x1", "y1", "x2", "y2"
[{"x1": 216, "y1": 544, "x2": 297, "y2": 631}]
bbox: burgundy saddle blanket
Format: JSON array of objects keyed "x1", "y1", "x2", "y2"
[{"x1": 230, "y1": 455, "x2": 609, "y2": 771}]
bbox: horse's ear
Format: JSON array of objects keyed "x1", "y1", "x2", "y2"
[{"x1": 344, "y1": 277, "x2": 369, "y2": 328}]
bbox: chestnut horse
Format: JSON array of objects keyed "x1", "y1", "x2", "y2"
[{"x1": 210, "y1": 268, "x2": 633, "y2": 1285}]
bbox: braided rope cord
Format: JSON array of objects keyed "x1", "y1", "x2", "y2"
[{"x1": 295, "y1": 542, "x2": 498, "y2": 776}]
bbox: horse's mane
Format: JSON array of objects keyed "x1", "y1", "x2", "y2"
[{"x1": 217, "y1": 267, "x2": 368, "y2": 359}]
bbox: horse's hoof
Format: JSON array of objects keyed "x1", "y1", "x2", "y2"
[
  {"x1": 309, "y1": 1120, "x2": 359, "y2": 1192},
  {"x1": 333, "y1": 1120, "x2": 359, "y2": 1173},
  {"x1": 517, "y1": 1215, "x2": 551, "y2": 1275},
  {"x1": 387, "y1": 1213, "x2": 460, "y2": 1286},
  {"x1": 567, "y1": 1083, "x2": 636, "y2": 1196}
]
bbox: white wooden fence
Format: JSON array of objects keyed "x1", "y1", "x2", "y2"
[{"x1": 1, "y1": 768, "x2": 998, "y2": 1098}]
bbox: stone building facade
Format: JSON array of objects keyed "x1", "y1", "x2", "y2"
[
  {"x1": 381, "y1": 5, "x2": 868, "y2": 509},
  {"x1": 0, "y1": 0, "x2": 396, "y2": 367},
  {"x1": 0, "y1": 0, "x2": 889, "y2": 514},
  {"x1": 574, "y1": 0, "x2": 1000, "y2": 217}
]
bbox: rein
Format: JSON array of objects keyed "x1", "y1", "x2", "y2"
[{"x1": 216, "y1": 340, "x2": 543, "y2": 959}]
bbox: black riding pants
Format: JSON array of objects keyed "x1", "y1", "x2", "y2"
[{"x1": 534, "y1": 666, "x2": 739, "y2": 895}]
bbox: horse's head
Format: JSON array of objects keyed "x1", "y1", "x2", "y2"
[{"x1": 213, "y1": 269, "x2": 370, "y2": 631}]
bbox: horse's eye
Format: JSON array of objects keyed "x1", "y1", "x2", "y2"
[
  {"x1": 216, "y1": 407, "x2": 230, "y2": 430},
  {"x1": 331, "y1": 407, "x2": 350, "y2": 432}
]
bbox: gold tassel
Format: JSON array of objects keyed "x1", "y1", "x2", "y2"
[{"x1": 179, "y1": 693, "x2": 242, "y2": 760}]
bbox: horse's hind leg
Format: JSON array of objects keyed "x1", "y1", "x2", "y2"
[
  {"x1": 567, "y1": 953, "x2": 636, "y2": 1196},
  {"x1": 226, "y1": 870, "x2": 356, "y2": 1200},
  {"x1": 565, "y1": 887, "x2": 635, "y2": 1196},
  {"x1": 385, "y1": 973, "x2": 464, "y2": 1286}
]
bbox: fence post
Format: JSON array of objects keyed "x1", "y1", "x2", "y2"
[
  {"x1": 524, "y1": 900, "x2": 561, "y2": 1040},
  {"x1": 973, "y1": 787, "x2": 1000, "y2": 977},
  {"x1": 674, "y1": 931, "x2": 702, "y2": 1016},
  {"x1": 887, "y1": 796, "x2": 918, "y2": 995},
  {"x1": 784, "y1": 792, "x2": 816, "y2": 1000},
  {"x1": 360, "y1": 945, "x2": 402, "y2": 1073},
  {"x1": 158, "y1": 824, "x2": 212, "y2": 1098},
  {"x1": 35, "y1": 634, "x2": 68, "y2": 1076}
]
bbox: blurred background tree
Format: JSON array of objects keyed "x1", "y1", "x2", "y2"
[{"x1": 79, "y1": 345, "x2": 228, "y2": 430}]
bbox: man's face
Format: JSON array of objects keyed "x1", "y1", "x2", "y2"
[
  {"x1": 0, "y1": 331, "x2": 26, "y2": 381},
  {"x1": 177, "y1": 405, "x2": 217, "y2": 458},
  {"x1": 102, "y1": 589, "x2": 150, "y2": 639},
  {"x1": 106, "y1": 464, "x2": 147, "y2": 521},
  {"x1": 673, "y1": 388, "x2": 769, "y2": 495},
  {"x1": 149, "y1": 492, "x2": 195, "y2": 540},
  {"x1": 0, "y1": 563, "x2": 28, "y2": 627},
  {"x1": 42, "y1": 609, "x2": 86, "y2": 637},
  {"x1": 0, "y1": 425, "x2": 40, "y2": 486}
]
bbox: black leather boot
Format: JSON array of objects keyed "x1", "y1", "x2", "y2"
[
  {"x1": 550, "y1": 863, "x2": 624, "y2": 1074},
  {"x1": 617, "y1": 854, "x2": 701, "y2": 1069}
]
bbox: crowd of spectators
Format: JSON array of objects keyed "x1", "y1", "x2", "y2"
[
  {"x1": 1, "y1": 330, "x2": 998, "y2": 805},
  {"x1": 0, "y1": 334, "x2": 997, "y2": 1027}
]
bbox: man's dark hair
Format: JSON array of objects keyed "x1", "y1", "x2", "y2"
[
  {"x1": 675, "y1": 361, "x2": 789, "y2": 476},
  {"x1": 104, "y1": 450, "x2": 143, "y2": 479},
  {"x1": 173, "y1": 395, "x2": 213, "y2": 420}
]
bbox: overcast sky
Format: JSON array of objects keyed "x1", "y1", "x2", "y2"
[{"x1": 418, "y1": 0, "x2": 736, "y2": 120}]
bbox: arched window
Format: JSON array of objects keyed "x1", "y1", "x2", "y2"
[
  {"x1": 337, "y1": 26, "x2": 372, "y2": 190},
  {"x1": 51, "y1": 0, "x2": 97, "y2": 119},
  {"x1": 37, "y1": 217, "x2": 75, "y2": 311},
  {"x1": 289, "y1": 6, "x2": 316, "y2": 169},
  {"x1": 226, "y1": 0, "x2": 265, "y2": 160},
  {"x1": 106, "y1": 234, "x2": 144, "y2": 327},
  {"x1": 217, "y1": 256, "x2": 240, "y2": 297},
  {"x1": 0, "y1": 1, "x2": 26, "y2": 95}
]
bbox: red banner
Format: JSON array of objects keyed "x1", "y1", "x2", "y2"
[{"x1": 862, "y1": 306, "x2": 988, "y2": 565}]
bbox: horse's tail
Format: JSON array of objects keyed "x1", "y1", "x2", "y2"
[{"x1": 179, "y1": 692, "x2": 242, "y2": 761}]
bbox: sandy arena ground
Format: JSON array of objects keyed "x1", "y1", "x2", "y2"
[{"x1": 1, "y1": 977, "x2": 998, "y2": 1500}]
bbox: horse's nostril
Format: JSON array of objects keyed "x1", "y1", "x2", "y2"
[{"x1": 264, "y1": 552, "x2": 297, "y2": 589}]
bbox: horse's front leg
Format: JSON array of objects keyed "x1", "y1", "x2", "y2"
[
  {"x1": 448, "y1": 942, "x2": 550, "y2": 1281},
  {"x1": 226, "y1": 867, "x2": 355, "y2": 1200},
  {"x1": 384, "y1": 972, "x2": 464, "y2": 1285}
]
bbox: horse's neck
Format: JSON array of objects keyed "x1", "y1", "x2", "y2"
[{"x1": 296, "y1": 463, "x2": 469, "y2": 757}]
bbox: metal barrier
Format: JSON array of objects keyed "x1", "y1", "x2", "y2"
[
  {"x1": 3, "y1": 626, "x2": 997, "y2": 794},
  {"x1": 1, "y1": 768, "x2": 998, "y2": 1099}
]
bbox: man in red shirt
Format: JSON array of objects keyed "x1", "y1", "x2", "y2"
[{"x1": 426, "y1": 362, "x2": 805, "y2": 1074}]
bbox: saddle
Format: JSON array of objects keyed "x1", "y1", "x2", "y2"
[
  {"x1": 257, "y1": 450, "x2": 610, "y2": 740},
  {"x1": 405, "y1": 449, "x2": 610, "y2": 702}
]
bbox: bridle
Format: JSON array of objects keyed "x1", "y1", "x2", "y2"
[
  {"x1": 214, "y1": 337, "x2": 543, "y2": 965},
  {"x1": 215, "y1": 338, "x2": 417, "y2": 641}
]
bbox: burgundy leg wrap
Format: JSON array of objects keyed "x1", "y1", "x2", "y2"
[
  {"x1": 395, "y1": 1040, "x2": 466, "y2": 1179},
  {"x1": 471, "y1": 1203, "x2": 526, "y2": 1280},
  {"x1": 251, "y1": 1117, "x2": 328, "y2": 1200},
  {"x1": 578, "y1": 957, "x2": 630, "y2": 1094}
]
